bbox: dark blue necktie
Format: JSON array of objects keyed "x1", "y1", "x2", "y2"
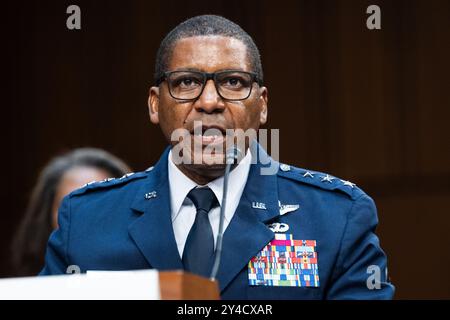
[{"x1": 182, "y1": 187, "x2": 219, "y2": 277}]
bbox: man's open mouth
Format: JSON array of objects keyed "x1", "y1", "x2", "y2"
[{"x1": 190, "y1": 125, "x2": 229, "y2": 146}]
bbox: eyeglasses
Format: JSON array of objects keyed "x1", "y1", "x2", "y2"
[{"x1": 156, "y1": 70, "x2": 261, "y2": 101}]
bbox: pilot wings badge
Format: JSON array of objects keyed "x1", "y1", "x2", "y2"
[{"x1": 279, "y1": 201, "x2": 300, "y2": 216}]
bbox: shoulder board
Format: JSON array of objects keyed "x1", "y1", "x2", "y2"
[
  {"x1": 277, "y1": 163, "x2": 364, "y2": 200},
  {"x1": 70, "y1": 169, "x2": 151, "y2": 197}
]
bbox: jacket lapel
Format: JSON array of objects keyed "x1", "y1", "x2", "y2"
[
  {"x1": 128, "y1": 147, "x2": 183, "y2": 270},
  {"x1": 127, "y1": 143, "x2": 281, "y2": 292},
  {"x1": 216, "y1": 145, "x2": 280, "y2": 292}
]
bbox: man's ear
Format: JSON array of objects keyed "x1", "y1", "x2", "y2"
[
  {"x1": 148, "y1": 86, "x2": 160, "y2": 124},
  {"x1": 259, "y1": 86, "x2": 268, "y2": 125}
]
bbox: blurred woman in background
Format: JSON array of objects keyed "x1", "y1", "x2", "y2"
[{"x1": 10, "y1": 148, "x2": 131, "y2": 276}]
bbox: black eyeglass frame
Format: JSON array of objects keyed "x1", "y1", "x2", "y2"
[{"x1": 155, "y1": 70, "x2": 263, "y2": 101}]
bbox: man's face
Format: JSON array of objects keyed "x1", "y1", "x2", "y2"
[{"x1": 149, "y1": 35, "x2": 268, "y2": 180}]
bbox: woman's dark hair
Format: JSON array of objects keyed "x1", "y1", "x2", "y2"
[{"x1": 10, "y1": 148, "x2": 131, "y2": 276}]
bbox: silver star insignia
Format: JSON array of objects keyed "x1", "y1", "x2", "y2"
[
  {"x1": 303, "y1": 171, "x2": 314, "y2": 178},
  {"x1": 120, "y1": 172, "x2": 135, "y2": 179},
  {"x1": 321, "y1": 174, "x2": 334, "y2": 183},
  {"x1": 340, "y1": 179, "x2": 356, "y2": 188}
]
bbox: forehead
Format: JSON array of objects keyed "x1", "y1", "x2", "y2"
[{"x1": 168, "y1": 35, "x2": 251, "y2": 72}]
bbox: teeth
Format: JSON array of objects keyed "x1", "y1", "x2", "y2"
[
  {"x1": 191, "y1": 131, "x2": 225, "y2": 143},
  {"x1": 199, "y1": 135, "x2": 223, "y2": 142}
]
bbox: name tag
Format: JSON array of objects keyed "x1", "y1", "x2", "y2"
[{"x1": 248, "y1": 234, "x2": 320, "y2": 287}]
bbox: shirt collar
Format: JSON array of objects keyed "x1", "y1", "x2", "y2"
[{"x1": 168, "y1": 149, "x2": 252, "y2": 222}]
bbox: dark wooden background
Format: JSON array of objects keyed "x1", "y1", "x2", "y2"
[{"x1": 2, "y1": 0, "x2": 449, "y2": 299}]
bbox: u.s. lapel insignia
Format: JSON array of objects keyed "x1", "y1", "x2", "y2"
[
  {"x1": 268, "y1": 222, "x2": 289, "y2": 233},
  {"x1": 279, "y1": 201, "x2": 300, "y2": 216},
  {"x1": 252, "y1": 202, "x2": 267, "y2": 210},
  {"x1": 248, "y1": 234, "x2": 320, "y2": 287}
]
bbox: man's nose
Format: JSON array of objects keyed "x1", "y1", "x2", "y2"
[{"x1": 194, "y1": 80, "x2": 225, "y2": 113}]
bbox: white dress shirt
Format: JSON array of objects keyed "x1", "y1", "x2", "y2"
[{"x1": 168, "y1": 149, "x2": 252, "y2": 258}]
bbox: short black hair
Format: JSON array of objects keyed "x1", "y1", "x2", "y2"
[{"x1": 154, "y1": 15, "x2": 263, "y2": 85}]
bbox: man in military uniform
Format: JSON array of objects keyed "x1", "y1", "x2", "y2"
[{"x1": 40, "y1": 15, "x2": 394, "y2": 299}]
